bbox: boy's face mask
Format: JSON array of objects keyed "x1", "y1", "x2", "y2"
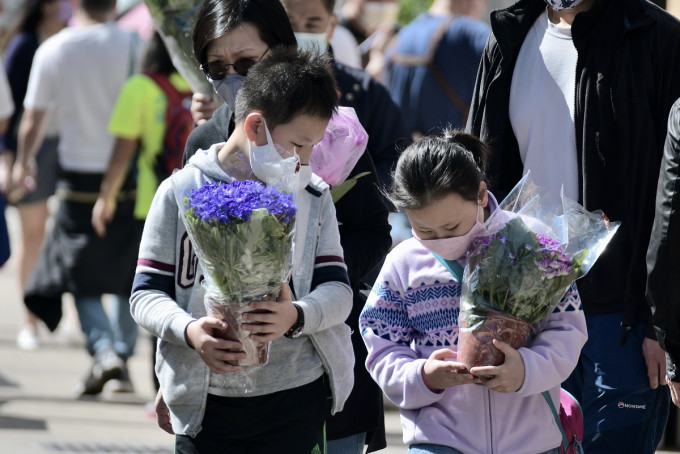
[
  {"x1": 211, "y1": 74, "x2": 245, "y2": 112},
  {"x1": 543, "y1": 0, "x2": 586, "y2": 10},
  {"x1": 248, "y1": 116, "x2": 300, "y2": 194}
]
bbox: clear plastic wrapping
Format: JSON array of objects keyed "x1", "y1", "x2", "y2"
[{"x1": 457, "y1": 172, "x2": 620, "y2": 370}]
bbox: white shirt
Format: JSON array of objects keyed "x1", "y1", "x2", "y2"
[
  {"x1": 24, "y1": 23, "x2": 137, "y2": 172},
  {"x1": 0, "y1": 57, "x2": 14, "y2": 121},
  {"x1": 330, "y1": 25, "x2": 362, "y2": 69},
  {"x1": 509, "y1": 8, "x2": 579, "y2": 205}
]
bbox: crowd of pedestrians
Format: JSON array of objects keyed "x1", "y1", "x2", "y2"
[{"x1": 1, "y1": 0, "x2": 680, "y2": 453}]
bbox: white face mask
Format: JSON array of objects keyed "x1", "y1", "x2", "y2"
[
  {"x1": 295, "y1": 31, "x2": 329, "y2": 56},
  {"x1": 543, "y1": 0, "x2": 586, "y2": 10},
  {"x1": 211, "y1": 74, "x2": 245, "y2": 111},
  {"x1": 248, "y1": 117, "x2": 300, "y2": 194},
  {"x1": 414, "y1": 203, "x2": 486, "y2": 260}
]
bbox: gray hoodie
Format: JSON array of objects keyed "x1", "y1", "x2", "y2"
[{"x1": 130, "y1": 145, "x2": 354, "y2": 437}]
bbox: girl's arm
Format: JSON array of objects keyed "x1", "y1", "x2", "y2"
[
  {"x1": 360, "y1": 272, "x2": 448, "y2": 410},
  {"x1": 514, "y1": 283, "x2": 588, "y2": 396}
]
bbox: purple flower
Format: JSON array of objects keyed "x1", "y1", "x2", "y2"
[{"x1": 188, "y1": 180, "x2": 297, "y2": 224}]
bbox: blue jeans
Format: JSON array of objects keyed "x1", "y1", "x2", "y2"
[
  {"x1": 327, "y1": 432, "x2": 366, "y2": 454},
  {"x1": 409, "y1": 445, "x2": 559, "y2": 454},
  {"x1": 75, "y1": 294, "x2": 137, "y2": 359}
]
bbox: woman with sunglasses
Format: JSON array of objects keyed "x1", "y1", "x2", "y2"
[{"x1": 182, "y1": 0, "x2": 297, "y2": 159}]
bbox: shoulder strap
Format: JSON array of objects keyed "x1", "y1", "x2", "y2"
[
  {"x1": 145, "y1": 72, "x2": 181, "y2": 98},
  {"x1": 431, "y1": 252, "x2": 464, "y2": 282},
  {"x1": 542, "y1": 390, "x2": 569, "y2": 449},
  {"x1": 391, "y1": 15, "x2": 469, "y2": 124}
]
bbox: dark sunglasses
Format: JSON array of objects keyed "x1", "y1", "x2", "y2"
[{"x1": 201, "y1": 48, "x2": 269, "y2": 80}]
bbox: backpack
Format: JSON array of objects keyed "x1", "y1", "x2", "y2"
[
  {"x1": 543, "y1": 389, "x2": 585, "y2": 454},
  {"x1": 144, "y1": 72, "x2": 194, "y2": 181}
]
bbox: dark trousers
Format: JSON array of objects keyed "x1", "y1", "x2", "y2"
[{"x1": 176, "y1": 376, "x2": 329, "y2": 454}]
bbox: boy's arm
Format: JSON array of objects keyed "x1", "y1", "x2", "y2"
[{"x1": 295, "y1": 190, "x2": 353, "y2": 333}]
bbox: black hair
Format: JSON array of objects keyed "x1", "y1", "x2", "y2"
[
  {"x1": 319, "y1": 0, "x2": 336, "y2": 14},
  {"x1": 234, "y1": 46, "x2": 338, "y2": 129},
  {"x1": 1, "y1": 0, "x2": 59, "y2": 52},
  {"x1": 388, "y1": 129, "x2": 491, "y2": 210},
  {"x1": 81, "y1": 0, "x2": 116, "y2": 14},
  {"x1": 140, "y1": 31, "x2": 176, "y2": 75},
  {"x1": 192, "y1": 0, "x2": 297, "y2": 67}
]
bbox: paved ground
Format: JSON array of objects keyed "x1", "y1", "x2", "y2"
[{"x1": 0, "y1": 204, "x2": 678, "y2": 454}]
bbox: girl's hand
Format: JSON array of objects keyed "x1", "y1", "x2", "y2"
[
  {"x1": 185, "y1": 317, "x2": 246, "y2": 374},
  {"x1": 241, "y1": 282, "x2": 297, "y2": 342},
  {"x1": 422, "y1": 348, "x2": 481, "y2": 391},
  {"x1": 470, "y1": 339, "x2": 526, "y2": 393}
]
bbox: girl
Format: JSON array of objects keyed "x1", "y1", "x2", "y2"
[{"x1": 359, "y1": 130, "x2": 587, "y2": 454}]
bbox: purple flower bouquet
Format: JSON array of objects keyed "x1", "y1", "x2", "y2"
[
  {"x1": 179, "y1": 179, "x2": 296, "y2": 366},
  {"x1": 456, "y1": 174, "x2": 618, "y2": 370}
]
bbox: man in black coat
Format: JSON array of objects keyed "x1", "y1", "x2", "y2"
[{"x1": 467, "y1": 0, "x2": 680, "y2": 452}]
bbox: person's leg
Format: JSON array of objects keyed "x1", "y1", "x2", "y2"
[
  {"x1": 15, "y1": 200, "x2": 49, "y2": 350},
  {"x1": 327, "y1": 432, "x2": 366, "y2": 454},
  {"x1": 563, "y1": 312, "x2": 670, "y2": 454},
  {"x1": 73, "y1": 294, "x2": 123, "y2": 396},
  {"x1": 104, "y1": 294, "x2": 138, "y2": 393}
]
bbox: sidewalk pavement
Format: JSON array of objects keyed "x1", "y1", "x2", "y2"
[
  {"x1": 0, "y1": 205, "x2": 407, "y2": 454},
  {"x1": 1, "y1": 204, "x2": 678, "y2": 454}
]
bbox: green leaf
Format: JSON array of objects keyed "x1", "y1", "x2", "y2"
[{"x1": 330, "y1": 172, "x2": 371, "y2": 203}]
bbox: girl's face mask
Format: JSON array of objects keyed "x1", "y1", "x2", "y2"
[
  {"x1": 543, "y1": 0, "x2": 586, "y2": 10},
  {"x1": 248, "y1": 116, "x2": 300, "y2": 194},
  {"x1": 413, "y1": 203, "x2": 486, "y2": 260}
]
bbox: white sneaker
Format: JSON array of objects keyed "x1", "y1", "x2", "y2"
[{"x1": 16, "y1": 328, "x2": 39, "y2": 351}]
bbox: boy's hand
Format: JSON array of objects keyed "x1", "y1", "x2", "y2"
[
  {"x1": 241, "y1": 282, "x2": 297, "y2": 342},
  {"x1": 470, "y1": 340, "x2": 526, "y2": 393},
  {"x1": 422, "y1": 348, "x2": 480, "y2": 391},
  {"x1": 185, "y1": 317, "x2": 247, "y2": 374},
  {"x1": 154, "y1": 389, "x2": 174, "y2": 435}
]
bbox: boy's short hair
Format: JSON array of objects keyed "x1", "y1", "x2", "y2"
[{"x1": 234, "y1": 46, "x2": 338, "y2": 129}]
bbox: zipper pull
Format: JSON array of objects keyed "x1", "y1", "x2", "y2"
[{"x1": 620, "y1": 324, "x2": 631, "y2": 346}]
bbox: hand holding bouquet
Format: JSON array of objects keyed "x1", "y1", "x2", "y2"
[
  {"x1": 174, "y1": 179, "x2": 297, "y2": 366},
  {"x1": 457, "y1": 174, "x2": 619, "y2": 369}
]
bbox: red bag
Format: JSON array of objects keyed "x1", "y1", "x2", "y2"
[{"x1": 543, "y1": 389, "x2": 584, "y2": 454}]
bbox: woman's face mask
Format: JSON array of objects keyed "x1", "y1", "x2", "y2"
[
  {"x1": 211, "y1": 74, "x2": 245, "y2": 112},
  {"x1": 412, "y1": 203, "x2": 486, "y2": 261},
  {"x1": 543, "y1": 0, "x2": 586, "y2": 10},
  {"x1": 248, "y1": 117, "x2": 300, "y2": 194}
]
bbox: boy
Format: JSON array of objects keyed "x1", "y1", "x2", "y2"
[{"x1": 130, "y1": 47, "x2": 354, "y2": 453}]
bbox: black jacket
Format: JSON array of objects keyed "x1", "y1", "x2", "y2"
[
  {"x1": 647, "y1": 98, "x2": 680, "y2": 379},
  {"x1": 468, "y1": 0, "x2": 680, "y2": 329},
  {"x1": 181, "y1": 57, "x2": 399, "y2": 451}
]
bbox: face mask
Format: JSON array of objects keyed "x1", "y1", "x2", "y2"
[
  {"x1": 414, "y1": 204, "x2": 486, "y2": 260},
  {"x1": 298, "y1": 165, "x2": 313, "y2": 190},
  {"x1": 543, "y1": 0, "x2": 586, "y2": 10},
  {"x1": 361, "y1": 2, "x2": 400, "y2": 30},
  {"x1": 295, "y1": 31, "x2": 329, "y2": 56},
  {"x1": 249, "y1": 117, "x2": 300, "y2": 193},
  {"x1": 211, "y1": 74, "x2": 245, "y2": 111}
]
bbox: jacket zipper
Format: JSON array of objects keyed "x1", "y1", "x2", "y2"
[{"x1": 487, "y1": 387, "x2": 495, "y2": 453}]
